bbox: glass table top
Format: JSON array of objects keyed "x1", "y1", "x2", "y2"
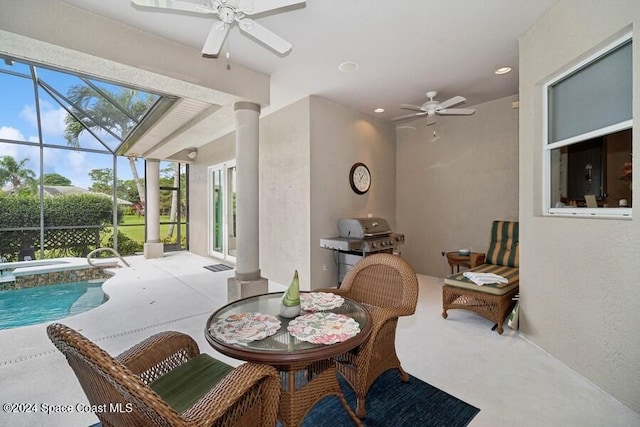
[{"x1": 205, "y1": 292, "x2": 371, "y2": 363}]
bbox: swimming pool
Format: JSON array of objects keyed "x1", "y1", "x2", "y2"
[{"x1": 0, "y1": 280, "x2": 108, "y2": 330}]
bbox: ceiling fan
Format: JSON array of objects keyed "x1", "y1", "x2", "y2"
[
  {"x1": 131, "y1": 0, "x2": 305, "y2": 57},
  {"x1": 392, "y1": 91, "x2": 475, "y2": 124}
]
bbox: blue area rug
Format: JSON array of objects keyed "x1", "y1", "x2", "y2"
[
  {"x1": 90, "y1": 369, "x2": 479, "y2": 427},
  {"x1": 291, "y1": 370, "x2": 480, "y2": 426}
]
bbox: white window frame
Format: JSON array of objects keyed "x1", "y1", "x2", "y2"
[{"x1": 542, "y1": 32, "x2": 633, "y2": 219}]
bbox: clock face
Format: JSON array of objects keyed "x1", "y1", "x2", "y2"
[{"x1": 349, "y1": 163, "x2": 371, "y2": 194}]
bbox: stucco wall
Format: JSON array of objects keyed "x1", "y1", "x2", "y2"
[
  {"x1": 188, "y1": 132, "x2": 235, "y2": 256},
  {"x1": 309, "y1": 96, "x2": 397, "y2": 288},
  {"x1": 190, "y1": 96, "x2": 396, "y2": 290},
  {"x1": 396, "y1": 95, "x2": 519, "y2": 277},
  {"x1": 519, "y1": 0, "x2": 640, "y2": 413}
]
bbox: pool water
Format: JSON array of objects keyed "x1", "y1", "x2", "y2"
[{"x1": 0, "y1": 281, "x2": 107, "y2": 330}]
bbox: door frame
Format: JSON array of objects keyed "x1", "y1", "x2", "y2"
[{"x1": 207, "y1": 160, "x2": 236, "y2": 262}]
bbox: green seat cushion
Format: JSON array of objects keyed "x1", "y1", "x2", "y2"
[
  {"x1": 444, "y1": 263, "x2": 519, "y2": 295},
  {"x1": 149, "y1": 353, "x2": 234, "y2": 414},
  {"x1": 486, "y1": 221, "x2": 519, "y2": 267}
]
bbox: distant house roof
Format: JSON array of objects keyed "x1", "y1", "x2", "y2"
[{"x1": 39, "y1": 185, "x2": 133, "y2": 205}]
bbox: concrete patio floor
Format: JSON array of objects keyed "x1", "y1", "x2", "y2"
[{"x1": 0, "y1": 251, "x2": 638, "y2": 426}]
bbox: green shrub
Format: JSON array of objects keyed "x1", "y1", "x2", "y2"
[
  {"x1": 105, "y1": 231, "x2": 143, "y2": 256},
  {"x1": 0, "y1": 193, "x2": 122, "y2": 259}
]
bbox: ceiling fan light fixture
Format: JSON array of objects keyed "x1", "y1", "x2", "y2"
[
  {"x1": 494, "y1": 66, "x2": 512, "y2": 75},
  {"x1": 374, "y1": 108, "x2": 385, "y2": 113},
  {"x1": 339, "y1": 61, "x2": 359, "y2": 72},
  {"x1": 392, "y1": 90, "x2": 475, "y2": 123},
  {"x1": 131, "y1": 0, "x2": 303, "y2": 57}
]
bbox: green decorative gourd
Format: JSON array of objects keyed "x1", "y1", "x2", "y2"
[{"x1": 280, "y1": 270, "x2": 301, "y2": 318}]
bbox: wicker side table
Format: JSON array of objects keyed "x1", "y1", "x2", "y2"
[{"x1": 445, "y1": 251, "x2": 484, "y2": 274}]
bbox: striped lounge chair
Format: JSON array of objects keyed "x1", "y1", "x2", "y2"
[{"x1": 442, "y1": 220, "x2": 519, "y2": 334}]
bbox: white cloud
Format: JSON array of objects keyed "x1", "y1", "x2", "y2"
[
  {"x1": 18, "y1": 104, "x2": 37, "y2": 128},
  {"x1": 0, "y1": 126, "x2": 26, "y2": 141},
  {"x1": 19, "y1": 99, "x2": 66, "y2": 136}
]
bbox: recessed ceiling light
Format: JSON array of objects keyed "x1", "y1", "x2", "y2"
[
  {"x1": 339, "y1": 61, "x2": 359, "y2": 72},
  {"x1": 494, "y1": 66, "x2": 512, "y2": 75},
  {"x1": 374, "y1": 108, "x2": 385, "y2": 113}
]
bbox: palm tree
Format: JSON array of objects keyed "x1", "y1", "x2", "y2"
[
  {"x1": 0, "y1": 156, "x2": 36, "y2": 191},
  {"x1": 63, "y1": 86, "x2": 155, "y2": 205}
]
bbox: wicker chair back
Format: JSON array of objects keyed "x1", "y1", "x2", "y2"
[
  {"x1": 317, "y1": 253, "x2": 418, "y2": 418},
  {"x1": 47, "y1": 323, "x2": 281, "y2": 427}
]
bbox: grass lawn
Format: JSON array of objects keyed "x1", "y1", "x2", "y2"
[{"x1": 105, "y1": 215, "x2": 187, "y2": 245}]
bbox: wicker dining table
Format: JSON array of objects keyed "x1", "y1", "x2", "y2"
[{"x1": 205, "y1": 291, "x2": 372, "y2": 427}]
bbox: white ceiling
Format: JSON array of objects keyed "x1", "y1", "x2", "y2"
[{"x1": 60, "y1": 0, "x2": 558, "y2": 126}]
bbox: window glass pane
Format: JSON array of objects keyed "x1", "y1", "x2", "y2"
[
  {"x1": 549, "y1": 128, "x2": 632, "y2": 209},
  {"x1": 180, "y1": 163, "x2": 188, "y2": 224},
  {"x1": 0, "y1": 142, "x2": 40, "y2": 192},
  {"x1": 0, "y1": 142, "x2": 40, "y2": 261},
  {"x1": 89, "y1": 78, "x2": 160, "y2": 141},
  {"x1": 42, "y1": 147, "x2": 112, "y2": 257},
  {"x1": 212, "y1": 169, "x2": 223, "y2": 253},
  {"x1": 117, "y1": 156, "x2": 144, "y2": 206},
  {"x1": 36, "y1": 86, "x2": 108, "y2": 152},
  {"x1": 0, "y1": 72, "x2": 38, "y2": 144},
  {"x1": 159, "y1": 161, "x2": 183, "y2": 250},
  {"x1": 36, "y1": 68, "x2": 122, "y2": 152},
  {"x1": 227, "y1": 166, "x2": 237, "y2": 258},
  {"x1": 549, "y1": 40, "x2": 632, "y2": 143}
]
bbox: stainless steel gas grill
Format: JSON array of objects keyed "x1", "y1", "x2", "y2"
[{"x1": 320, "y1": 218, "x2": 405, "y2": 283}]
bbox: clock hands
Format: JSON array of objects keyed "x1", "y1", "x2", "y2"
[{"x1": 349, "y1": 163, "x2": 370, "y2": 194}]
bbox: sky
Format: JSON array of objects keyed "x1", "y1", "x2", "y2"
[{"x1": 0, "y1": 60, "x2": 147, "y2": 190}]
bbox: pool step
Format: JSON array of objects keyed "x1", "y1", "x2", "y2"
[
  {"x1": 0, "y1": 273, "x2": 16, "y2": 285},
  {"x1": 69, "y1": 285, "x2": 105, "y2": 315}
]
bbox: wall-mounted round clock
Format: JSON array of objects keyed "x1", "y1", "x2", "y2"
[{"x1": 349, "y1": 162, "x2": 371, "y2": 195}]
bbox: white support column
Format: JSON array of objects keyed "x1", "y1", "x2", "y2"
[
  {"x1": 228, "y1": 101, "x2": 268, "y2": 301},
  {"x1": 144, "y1": 158, "x2": 163, "y2": 259}
]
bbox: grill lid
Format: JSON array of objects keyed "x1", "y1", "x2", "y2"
[{"x1": 337, "y1": 218, "x2": 391, "y2": 239}]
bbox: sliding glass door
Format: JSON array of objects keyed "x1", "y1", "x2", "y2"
[{"x1": 208, "y1": 161, "x2": 237, "y2": 261}]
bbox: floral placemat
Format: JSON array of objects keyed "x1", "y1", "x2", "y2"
[
  {"x1": 209, "y1": 312, "x2": 281, "y2": 344},
  {"x1": 300, "y1": 292, "x2": 345, "y2": 312},
  {"x1": 287, "y1": 312, "x2": 360, "y2": 345}
]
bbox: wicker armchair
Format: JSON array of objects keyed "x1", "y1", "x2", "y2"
[
  {"x1": 317, "y1": 253, "x2": 419, "y2": 418},
  {"x1": 47, "y1": 323, "x2": 280, "y2": 427}
]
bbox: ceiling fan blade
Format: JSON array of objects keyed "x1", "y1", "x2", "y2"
[
  {"x1": 131, "y1": 0, "x2": 213, "y2": 14},
  {"x1": 437, "y1": 108, "x2": 476, "y2": 115},
  {"x1": 399, "y1": 104, "x2": 425, "y2": 112},
  {"x1": 437, "y1": 95, "x2": 466, "y2": 110},
  {"x1": 202, "y1": 22, "x2": 230, "y2": 56},
  {"x1": 238, "y1": 18, "x2": 292, "y2": 54},
  {"x1": 392, "y1": 112, "x2": 427, "y2": 122},
  {"x1": 239, "y1": 0, "x2": 305, "y2": 15}
]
